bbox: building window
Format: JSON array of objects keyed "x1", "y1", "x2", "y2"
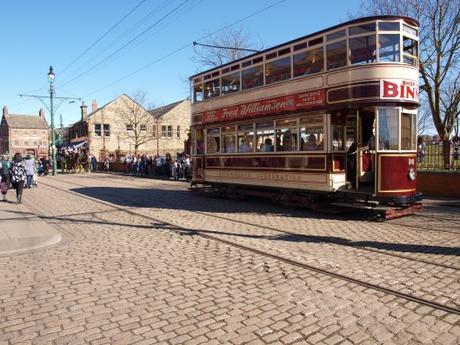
[
  {"x1": 140, "y1": 125, "x2": 146, "y2": 132},
  {"x1": 14, "y1": 141, "x2": 19, "y2": 146},
  {"x1": 161, "y1": 125, "x2": 173, "y2": 138},
  {"x1": 94, "y1": 124, "x2": 102, "y2": 136},
  {"x1": 126, "y1": 124, "x2": 133, "y2": 131},
  {"x1": 33, "y1": 141, "x2": 37, "y2": 146},
  {"x1": 153, "y1": 125, "x2": 157, "y2": 138},
  {"x1": 24, "y1": 141, "x2": 29, "y2": 146},
  {"x1": 103, "y1": 124, "x2": 110, "y2": 136},
  {"x1": 176, "y1": 126, "x2": 181, "y2": 138}
]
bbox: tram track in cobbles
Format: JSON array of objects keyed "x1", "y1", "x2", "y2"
[
  {"x1": 82, "y1": 172, "x2": 460, "y2": 235},
  {"x1": 52, "y1": 174, "x2": 460, "y2": 269},
  {"x1": 36, "y1": 177, "x2": 460, "y2": 316}
]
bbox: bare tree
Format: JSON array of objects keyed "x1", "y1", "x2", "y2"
[
  {"x1": 114, "y1": 91, "x2": 153, "y2": 155},
  {"x1": 192, "y1": 26, "x2": 264, "y2": 68},
  {"x1": 358, "y1": 0, "x2": 460, "y2": 167}
]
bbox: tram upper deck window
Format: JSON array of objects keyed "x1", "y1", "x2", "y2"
[
  {"x1": 378, "y1": 21, "x2": 400, "y2": 31},
  {"x1": 194, "y1": 83, "x2": 203, "y2": 102},
  {"x1": 221, "y1": 72, "x2": 240, "y2": 95},
  {"x1": 206, "y1": 128, "x2": 220, "y2": 154},
  {"x1": 242, "y1": 65, "x2": 264, "y2": 90},
  {"x1": 403, "y1": 36, "x2": 418, "y2": 66},
  {"x1": 204, "y1": 79, "x2": 220, "y2": 99},
  {"x1": 401, "y1": 113, "x2": 416, "y2": 150},
  {"x1": 293, "y1": 48, "x2": 324, "y2": 77},
  {"x1": 265, "y1": 56, "x2": 291, "y2": 84},
  {"x1": 299, "y1": 116, "x2": 324, "y2": 151},
  {"x1": 379, "y1": 34, "x2": 400, "y2": 62},
  {"x1": 349, "y1": 22, "x2": 375, "y2": 35},
  {"x1": 255, "y1": 121, "x2": 274, "y2": 152},
  {"x1": 350, "y1": 35, "x2": 376, "y2": 65},
  {"x1": 326, "y1": 41, "x2": 347, "y2": 70},
  {"x1": 378, "y1": 108, "x2": 399, "y2": 150}
]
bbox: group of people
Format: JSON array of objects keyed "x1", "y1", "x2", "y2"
[
  {"x1": 0, "y1": 153, "x2": 43, "y2": 204},
  {"x1": 122, "y1": 152, "x2": 192, "y2": 181}
]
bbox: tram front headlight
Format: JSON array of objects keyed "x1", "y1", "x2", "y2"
[{"x1": 408, "y1": 167, "x2": 416, "y2": 181}]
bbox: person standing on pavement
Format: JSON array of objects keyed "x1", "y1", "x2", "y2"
[
  {"x1": 91, "y1": 155, "x2": 98, "y2": 172},
  {"x1": 10, "y1": 153, "x2": 27, "y2": 204},
  {"x1": 0, "y1": 155, "x2": 10, "y2": 202},
  {"x1": 24, "y1": 155, "x2": 35, "y2": 188}
]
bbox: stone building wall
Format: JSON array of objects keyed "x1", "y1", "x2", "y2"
[{"x1": 154, "y1": 100, "x2": 190, "y2": 156}]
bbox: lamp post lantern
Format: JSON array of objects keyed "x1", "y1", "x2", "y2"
[{"x1": 48, "y1": 66, "x2": 56, "y2": 176}]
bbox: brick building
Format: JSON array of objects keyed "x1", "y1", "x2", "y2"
[
  {"x1": 0, "y1": 106, "x2": 49, "y2": 157},
  {"x1": 68, "y1": 95, "x2": 190, "y2": 160}
]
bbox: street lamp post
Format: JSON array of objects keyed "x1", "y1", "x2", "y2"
[{"x1": 47, "y1": 66, "x2": 56, "y2": 176}]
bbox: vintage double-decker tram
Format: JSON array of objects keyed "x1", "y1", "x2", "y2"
[{"x1": 189, "y1": 16, "x2": 422, "y2": 218}]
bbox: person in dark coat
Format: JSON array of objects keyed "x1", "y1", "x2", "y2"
[{"x1": 10, "y1": 153, "x2": 27, "y2": 204}]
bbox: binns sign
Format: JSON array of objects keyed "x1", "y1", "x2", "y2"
[{"x1": 380, "y1": 79, "x2": 419, "y2": 102}]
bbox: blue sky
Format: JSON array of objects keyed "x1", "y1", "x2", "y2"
[{"x1": 1, "y1": 0, "x2": 361, "y2": 126}]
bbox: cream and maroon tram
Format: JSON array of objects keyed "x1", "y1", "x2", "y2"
[{"x1": 189, "y1": 16, "x2": 422, "y2": 218}]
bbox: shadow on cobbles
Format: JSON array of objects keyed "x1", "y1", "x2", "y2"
[
  {"x1": 271, "y1": 234, "x2": 460, "y2": 256},
  {"x1": 70, "y1": 186, "x2": 373, "y2": 222}
]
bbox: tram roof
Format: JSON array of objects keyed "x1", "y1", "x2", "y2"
[{"x1": 190, "y1": 15, "x2": 419, "y2": 80}]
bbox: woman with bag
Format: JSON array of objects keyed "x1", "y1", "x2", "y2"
[
  {"x1": 10, "y1": 153, "x2": 27, "y2": 204},
  {"x1": 0, "y1": 154, "x2": 10, "y2": 202}
]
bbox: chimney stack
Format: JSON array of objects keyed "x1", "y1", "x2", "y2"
[
  {"x1": 80, "y1": 101, "x2": 88, "y2": 122},
  {"x1": 92, "y1": 100, "x2": 97, "y2": 113},
  {"x1": 2, "y1": 106, "x2": 8, "y2": 117},
  {"x1": 39, "y1": 108, "x2": 44, "y2": 118}
]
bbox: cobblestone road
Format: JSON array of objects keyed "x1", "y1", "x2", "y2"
[{"x1": 0, "y1": 174, "x2": 459, "y2": 345}]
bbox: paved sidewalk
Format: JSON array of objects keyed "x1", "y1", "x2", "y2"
[{"x1": 0, "y1": 194, "x2": 61, "y2": 255}]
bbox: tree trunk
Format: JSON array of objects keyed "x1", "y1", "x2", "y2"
[{"x1": 442, "y1": 138, "x2": 452, "y2": 169}]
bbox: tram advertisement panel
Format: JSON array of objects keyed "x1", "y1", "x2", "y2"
[
  {"x1": 380, "y1": 79, "x2": 419, "y2": 102},
  {"x1": 202, "y1": 90, "x2": 325, "y2": 124}
]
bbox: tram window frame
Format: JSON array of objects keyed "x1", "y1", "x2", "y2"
[
  {"x1": 402, "y1": 36, "x2": 418, "y2": 66},
  {"x1": 237, "y1": 124, "x2": 255, "y2": 153},
  {"x1": 332, "y1": 126, "x2": 346, "y2": 151},
  {"x1": 242, "y1": 64, "x2": 264, "y2": 90},
  {"x1": 193, "y1": 83, "x2": 203, "y2": 102},
  {"x1": 265, "y1": 56, "x2": 292, "y2": 85},
  {"x1": 377, "y1": 107, "x2": 399, "y2": 150},
  {"x1": 275, "y1": 118, "x2": 298, "y2": 152},
  {"x1": 255, "y1": 121, "x2": 275, "y2": 153},
  {"x1": 221, "y1": 71, "x2": 241, "y2": 95},
  {"x1": 378, "y1": 21, "x2": 400, "y2": 31},
  {"x1": 293, "y1": 47, "x2": 324, "y2": 77},
  {"x1": 299, "y1": 115, "x2": 325, "y2": 151},
  {"x1": 206, "y1": 128, "x2": 221, "y2": 154},
  {"x1": 204, "y1": 78, "x2": 220, "y2": 99},
  {"x1": 194, "y1": 128, "x2": 205, "y2": 155},
  {"x1": 401, "y1": 112, "x2": 416, "y2": 150},
  {"x1": 326, "y1": 40, "x2": 347, "y2": 70},
  {"x1": 378, "y1": 34, "x2": 400, "y2": 62},
  {"x1": 221, "y1": 126, "x2": 237, "y2": 154},
  {"x1": 349, "y1": 35, "x2": 377, "y2": 65}
]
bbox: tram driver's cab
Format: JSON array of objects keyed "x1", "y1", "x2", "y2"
[{"x1": 334, "y1": 106, "x2": 417, "y2": 199}]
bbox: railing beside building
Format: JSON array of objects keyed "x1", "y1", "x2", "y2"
[{"x1": 417, "y1": 142, "x2": 460, "y2": 171}]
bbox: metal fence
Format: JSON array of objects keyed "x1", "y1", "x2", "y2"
[{"x1": 417, "y1": 143, "x2": 460, "y2": 171}]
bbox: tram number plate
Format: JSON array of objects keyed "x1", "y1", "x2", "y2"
[{"x1": 408, "y1": 158, "x2": 415, "y2": 165}]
